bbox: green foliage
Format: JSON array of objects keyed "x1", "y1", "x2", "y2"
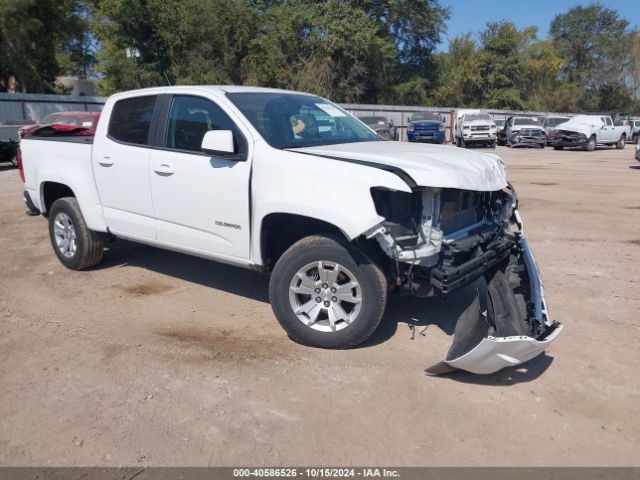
[
  {"x1": 0, "y1": 0, "x2": 92, "y2": 92},
  {"x1": 2, "y1": 0, "x2": 639, "y2": 114}
]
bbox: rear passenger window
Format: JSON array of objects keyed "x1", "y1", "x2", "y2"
[
  {"x1": 166, "y1": 95, "x2": 241, "y2": 153},
  {"x1": 108, "y1": 96, "x2": 157, "y2": 145}
]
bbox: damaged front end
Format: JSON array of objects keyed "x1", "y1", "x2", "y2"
[{"x1": 366, "y1": 184, "x2": 562, "y2": 375}]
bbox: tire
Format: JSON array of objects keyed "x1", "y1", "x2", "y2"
[
  {"x1": 10, "y1": 155, "x2": 17, "y2": 167},
  {"x1": 455, "y1": 137, "x2": 461, "y2": 147},
  {"x1": 490, "y1": 140, "x2": 497, "y2": 148},
  {"x1": 48, "y1": 197, "x2": 104, "y2": 270},
  {"x1": 553, "y1": 145, "x2": 564, "y2": 150},
  {"x1": 616, "y1": 135, "x2": 626, "y2": 149},
  {"x1": 269, "y1": 234, "x2": 388, "y2": 349},
  {"x1": 632, "y1": 134, "x2": 638, "y2": 144},
  {"x1": 585, "y1": 135, "x2": 596, "y2": 152}
]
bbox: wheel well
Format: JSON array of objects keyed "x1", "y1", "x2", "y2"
[
  {"x1": 42, "y1": 182, "x2": 75, "y2": 215},
  {"x1": 260, "y1": 213, "x2": 348, "y2": 270}
]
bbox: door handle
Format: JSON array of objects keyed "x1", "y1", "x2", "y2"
[
  {"x1": 153, "y1": 164, "x2": 174, "y2": 176},
  {"x1": 98, "y1": 156, "x2": 114, "y2": 167}
]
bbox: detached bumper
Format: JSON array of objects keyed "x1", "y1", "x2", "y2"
[{"x1": 427, "y1": 234, "x2": 563, "y2": 375}]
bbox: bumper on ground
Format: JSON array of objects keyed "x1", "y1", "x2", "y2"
[{"x1": 427, "y1": 232, "x2": 562, "y2": 375}]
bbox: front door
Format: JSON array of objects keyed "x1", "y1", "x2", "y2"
[{"x1": 148, "y1": 94, "x2": 252, "y2": 260}]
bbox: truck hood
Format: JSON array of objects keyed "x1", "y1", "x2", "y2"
[
  {"x1": 292, "y1": 141, "x2": 508, "y2": 191},
  {"x1": 554, "y1": 121, "x2": 593, "y2": 136},
  {"x1": 462, "y1": 119, "x2": 494, "y2": 127},
  {"x1": 512, "y1": 124, "x2": 544, "y2": 131}
]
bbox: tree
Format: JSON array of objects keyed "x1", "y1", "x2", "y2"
[
  {"x1": 0, "y1": 0, "x2": 93, "y2": 92},
  {"x1": 479, "y1": 21, "x2": 536, "y2": 109},
  {"x1": 93, "y1": 0, "x2": 259, "y2": 94},
  {"x1": 432, "y1": 34, "x2": 483, "y2": 107},
  {"x1": 241, "y1": 0, "x2": 395, "y2": 102}
]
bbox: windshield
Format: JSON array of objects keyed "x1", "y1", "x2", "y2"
[
  {"x1": 514, "y1": 117, "x2": 541, "y2": 126},
  {"x1": 465, "y1": 113, "x2": 492, "y2": 122},
  {"x1": 226, "y1": 92, "x2": 381, "y2": 149},
  {"x1": 546, "y1": 117, "x2": 569, "y2": 127},
  {"x1": 41, "y1": 113, "x2": 96, "y2": 128},
  {"x1": 494, "y1": 119, "x2": 505, "y2": 127},
  {"x1": 411, "y1": 112, "x2": 440, "y2": 122}
]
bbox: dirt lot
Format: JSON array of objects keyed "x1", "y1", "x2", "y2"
[{"x1": 0, "y1": 145, "x2": 639, "y2": 467}]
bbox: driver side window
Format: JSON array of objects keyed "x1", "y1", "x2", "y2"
[{"x1": 166, "y1": 95, "x2": 242, "y2": 154}]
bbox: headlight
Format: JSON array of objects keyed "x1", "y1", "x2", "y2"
[
  {"x1": 438, "y1": 125, "x2": 444, "y2": 132},
  {"x1": 407, "y1": 125, "x2": 414, "y2": 133}
]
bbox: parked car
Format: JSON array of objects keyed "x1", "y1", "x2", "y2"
[
  {"x1": 503, "y1": 116, "x2": 546, "y2": 148},
  {"x1": 454, "y1": 110, "x2": 497, "y2": 148},
  {"x1": 542, "y1": 116, "x2": 570, "y2": 145},
  {"x1": 0, "y1": 139, "x2": 19, "y2": 167},
  {"x1": 406, "y1": 111, "x2": 446, "y2": 144},
  {"x1": 358, "y1": 116, "x2": 396, "y2": 140},
  {"x1": 636, "y1": 136, "x2": 640, "y2": 161},
  {"x1": 20, "y1": 86, "x2": 561, "y2": 374},
  {"x1": 550, "y1": 115, "x2": 628, "y2": 151},
  {"x1": 18, "y1": 111, "x2": 100, "y2": 138}
]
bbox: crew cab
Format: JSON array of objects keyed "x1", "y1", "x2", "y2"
[
  {"x1": 406, "y1": 111, "x2": 446, "y2": 144},
  {"x1": 550, "y1": 115, "x2": 628, "y2": 151},
  {"x1": 20, "y1": 86, "x2": 561, "y2": 374},
  {"x1": 453, "y1": 110, "x2": 497, "y2": 148}
]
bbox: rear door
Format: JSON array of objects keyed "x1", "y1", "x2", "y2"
[
  {"x1": 148, "y1": 94, "x2": 252, "y2": 260},
  {"x1": 92, "y1": 95, "x2": 158, "y2": 239}
]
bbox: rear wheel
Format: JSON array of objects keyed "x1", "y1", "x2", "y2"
[
  {"x1": 616, "y1": 135, "x2": 626, "y2": 149},
  {"x1": 48, "y1": 197, "x2": 104, "y2": 270},
  {"x1": 10, "y1": 155, "x2": 17, "y2": 167},
  {"x1": 632, "y1": 133, "x2": 638, "y2": 144},
  {"x1": 269, "y1": 234, "x2": 387, "y2": 349}
]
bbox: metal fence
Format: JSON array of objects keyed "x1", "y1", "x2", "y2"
[{"x1": 0, "y1": 92, "x2": 574, "y2": 143}]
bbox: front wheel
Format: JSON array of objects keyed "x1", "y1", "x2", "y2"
[
  {"x1": 269, "y1": 234, "x2": 387, "y2": 349},
  {"x1": 584, "y1": 135, "x2": 597, "y2": 152},
  {"x1": 48, "y1": 197, "x2": 104, "y2": 270}
]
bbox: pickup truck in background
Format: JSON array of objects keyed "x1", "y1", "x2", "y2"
[
  {"x1": 502, "y1": 116, "x2": 546, "y2": 148},
  {"x1": 453, "y1": 110, "x2": 497, "y2": 148},
  {"x1": 20, "y1": 86, "x2": 561, "y2": 375},
  {"x1": 406, "y1": 111, "x2": 446, "y2": 144},
  {"x1": 549, "y1": 115, "x2": 629, "y2": 151}
]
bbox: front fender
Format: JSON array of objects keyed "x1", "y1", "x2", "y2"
[{"x1": 250, "y1": 142, "x2": 411, "y2": 265}]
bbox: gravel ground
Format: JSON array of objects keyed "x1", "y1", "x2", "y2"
[{"x1": 0, "y1": 145, "x2": 639, "y2": 467}]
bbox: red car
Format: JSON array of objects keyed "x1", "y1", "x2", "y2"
[
  {"x1": 17, "y1": 111, "x2": 100, "y2": 182},
  {"x1": 18, "y1": 111, "x2": 100, "y2": 138}
]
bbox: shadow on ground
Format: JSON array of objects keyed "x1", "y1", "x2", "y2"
[
  {"x1": 98, "y1": 240, "x2": 553, "y2": 383},
  {"x1": 99, "y1": 239, "x2": 270, "y2": 303}
]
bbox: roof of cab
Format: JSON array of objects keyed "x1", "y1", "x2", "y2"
[{"x1": 109, "y1": 85, "x2": 311, "y2": 99}]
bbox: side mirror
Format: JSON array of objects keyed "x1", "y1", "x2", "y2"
[
  {"x1": 201, "y1": 130, "x2": 234, "y2": 156},
  {"x1": 441, "y1": 116, "x2": 446, "y2": 123}
]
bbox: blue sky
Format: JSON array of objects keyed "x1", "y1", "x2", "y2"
[{"x1": 438, "y1": 0, "x2": 637, "y2": 50}]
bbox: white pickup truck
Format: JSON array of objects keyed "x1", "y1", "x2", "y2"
[
  {"x1": 549, "y1": 114, "x2": 629, "y2": 151},
  {"x1": 20, "y1": 86, "x2": 561, "y2": 374}
]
